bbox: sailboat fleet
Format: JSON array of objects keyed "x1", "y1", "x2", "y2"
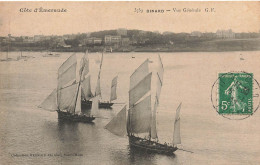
[{"x1": 40, "y1": 52, "x2": 182, "y2": 155}]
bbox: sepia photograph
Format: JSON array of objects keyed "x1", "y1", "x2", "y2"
[{"x1": 0, "y1": 1, "x2": 260, "y2": 165}]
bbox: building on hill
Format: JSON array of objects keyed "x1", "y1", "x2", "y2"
[
  {"x1": 85, "y1": 37, "x2": 102, "y2": 45},
  {"x1": 216, "y1": 29, "x2": 235, "y2": 39},
  {"x1": 104, "y1": 35, "x2": 121, "y2": 45}
]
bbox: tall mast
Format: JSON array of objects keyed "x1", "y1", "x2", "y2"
[
  {"x1": 73, "y1": 62, "x2": 84, "y2": 114},
  {"x1": 95, "y1": 52, "x2": 103, "y2": 98}
]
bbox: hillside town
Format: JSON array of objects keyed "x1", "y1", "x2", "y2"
[{"x1": 1, "y1": 28, "x2": 260, "y2": 52}]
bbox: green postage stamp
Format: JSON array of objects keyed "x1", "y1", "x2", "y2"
[{"x1": 218, "y1": 73, "x2": 253, "y2": 115}]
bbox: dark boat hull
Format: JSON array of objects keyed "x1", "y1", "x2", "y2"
[
  {"x1": 81, "y1": 100, "x2": 114, "y2": 109},
  {"x1": 98, "y1": 102, "x2": 114, "y2": 109},
  {"x1": 57, "y1": 110, "x2": 95, "y2": 123},
  {"x1": 81, "y1": 100, "x2": 93, "y2": 109},
  {"x1": 129, "y1": 136, "x2": 177, "y2": 155}
]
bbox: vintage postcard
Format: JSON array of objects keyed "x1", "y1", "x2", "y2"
[{"x1": 0, "y1": 1, "x2": 259, "y2": 165}]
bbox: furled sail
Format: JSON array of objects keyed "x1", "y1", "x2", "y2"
[
  {"x1": 58, "y1": 84, "x2": 78, "y2": 113},
  {"x1": 130, "y1": 59, "x2": 149, "y2": 90},
  {"x1": 173, "y1": 103, "x2": 182, "y2": 145},
  {"x1": 129, "y1": 95, "x2": 151, "y2": 134},
  {"x1": 110, "y1": 76, "x2": 118, "y2": 102},
  {"x1": 105, "y1": 105, "x2": 127, "y2": 136},
  {"x1": 95, "y1": 53, "x2": 103, "y2": 97},
  {"x1": 39, "y1": 89, "x2": 58, "y2": 111},
  {"x1": 81, "y1": 75, "x2": 93, "y2": 100},
  {"x1": 129, "y1": 72, "x2": 152, "y2": 107}
]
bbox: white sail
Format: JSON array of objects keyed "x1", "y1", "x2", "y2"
[
  {"x1": 95, "y1": 53, "x2": 103, "y2": 97},
  {"x1": 80, "y1": 53, "x2": 90, "y2": 79},
  {"x1": 130, "y1": 59, "x2": 149, "y2": 90},
  {"x1": 129, "y1": 72, "x2": 152, "y2": 107},
  {"x1": 39, "y1": 89, "x2": 58, "y2": 111},
  {"x1": 57, "y1": 54, "x2": 78, "y2": 113},
  {"x1": 74, "y1": 84, "x2": 82, "y2": 114},
  {"x1": 157, "y1": 55, "x2": 164, "y2": 85},
  {"x1": 58, "y1": 63, "x2": 77, "y2": 88},
  {"x1": 173, "y1": 103, "x2": 182, "y2": 145},
  {"x1": 58, "y1": 54, "x2": 77, "y2": 88},
  {"x1": 105, "y1": 105, "x2": 127, "y2": 136},
  {"x1": 91, "y1": 96, "x2": 99, "y2": 116},
  {"x1": 95, "y1": 78, "x2": 101, "y2": 97},
  {"x1": 156, "y1": 55, "x2": 164, "y2": 102},
  {"x1": 150, "y1": 55, "x2": 164, "y2": 138},
  {"x1": 129, "y1": 95, "x2": 151, "y2": 134},
  {"x1": 58, "y1": 83, "x2": 78, "y2": 113},
  {"x1": 81, "y1": 75, "x2": 93, "y2": 100},
  {"x1": 150, "y1": 98, "x2": 158, "y2": 139},
  {"x1": 110, "y1": 76, "x2": 118, "y2": 102}
]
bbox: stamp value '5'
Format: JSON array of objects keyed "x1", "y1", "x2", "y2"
[{"x1": 218, "y1": 73, "x2": 253, "y2": 115}]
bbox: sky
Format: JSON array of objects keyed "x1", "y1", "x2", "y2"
[{"x1": 0, "y1": 1, "x2": 259, "y2": 36}]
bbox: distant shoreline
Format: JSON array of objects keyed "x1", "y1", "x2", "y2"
[{"x1": 2, "y1": 38, "x2": 260, "y2": 53}]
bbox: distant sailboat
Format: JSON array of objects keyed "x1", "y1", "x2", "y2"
[
  {"x1": 43, "y1": 51, "x2": 60, "y2": 57},
  {"x1": 240, "y1": 53, "x2": 245, "y2": 60},
  {"x1": 0, "y1": 51, "x2": 13, "y2": 61},
  {"x1": 17, "y1": 51, "x2": 34, "y2": 61},
  {"x1": 81, "y1": 52, "x2": 118, "y2": 109},
  {"x1": 39, "y1": 54, "x2": 96, "y2": 123},
  {"x1": 80, "y1": 52, "x2": 95, "y2": 109},
  {"x1": 1, "y1": 36, "x2": 16, "y2": 62},
  {"x1": 105, "y1": 55, "x2": 182, "y2": 155}
]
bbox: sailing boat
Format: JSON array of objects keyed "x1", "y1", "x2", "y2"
[
  {"x1": 43, "y1": 50, "x2": 60, "y2": 57},
  {"x1": 1, "y1": 35, "x2": 16, "y2": 62},
  {"x1": 105, "y1": 55, "x2": 182, "y2": 155},
  {"x1": 80, "y1": 51, "x2": 95, "y2": 109},
  {"x1": 17, "y1": 51, "x2": 34, "y2": 61},
  {"x1": 39, "y1": 53, "x2": 96, "y2": 123},
  {"x1": 81, "y1": 52, "x2": 118, "y2": 109}
]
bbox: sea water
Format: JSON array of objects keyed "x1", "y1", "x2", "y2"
[{"x1": 0, "y1": 51, "x2": 259, "y2": 165}]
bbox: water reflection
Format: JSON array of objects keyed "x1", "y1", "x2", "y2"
[
  {"x1": 128, "y1": 145, "x2": 178, "y2": 165},
  {"x1": 108, "y1": 144, "x2": 178, "y2": 165},
  {"x1": 56, "y1": 120, "x2": 85, "y2": 164},
  {"x1": 57, "y1": 120, "x2": 80, "y2": 142}
]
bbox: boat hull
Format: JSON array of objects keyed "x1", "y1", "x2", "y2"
[
  {"x1": 43, "y1": 54, "x2": 60, "y2": 57},
  {"x1": 57, "y1": 110, "x2": 95, "y2": 123},
  {"x1": 128, "y1": 136, "x2": 178, "y2": 155},
  {"x1": 81, "y1": 100, "x2": 92, "y2": 109},
  {"x1": 98, "y1": 102, "x2": 114, "y2": 109},
  {"x1": 81, "y1": 100, "x2": 113, "y2": 109}
]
